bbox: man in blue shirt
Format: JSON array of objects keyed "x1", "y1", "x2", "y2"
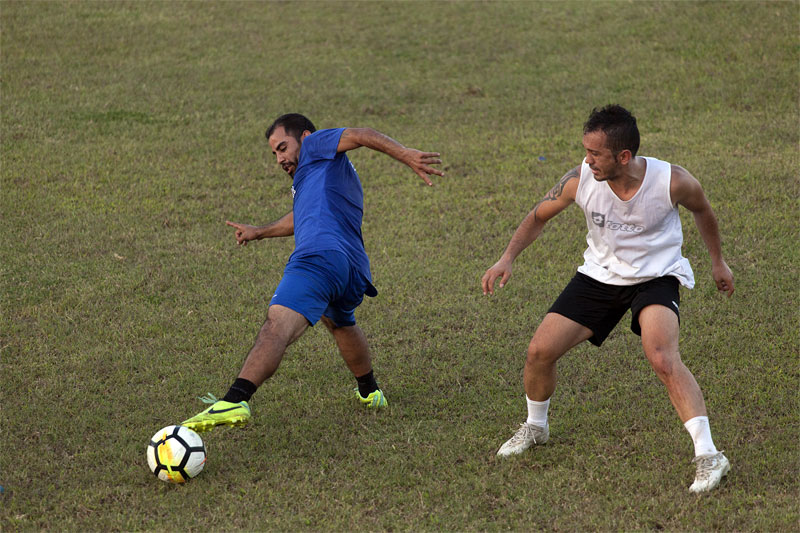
[{"x1": 183, "y1": 113, "x2": 443, "y2": 432}]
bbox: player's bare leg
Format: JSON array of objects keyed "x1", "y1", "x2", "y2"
[
  {"x1": 321, "y1": 317, "x2": 372, "y2": 377},
  {"x1": 238, "y1": 304, "x2": 310, "y2": 386},
  {"x1": 182, "y1": 304, "x2": 310, "y2": 432},
  {"x1": 321, "y1": 316, "x2": 386, "y2": 407},
  {"x1": 638, "y1": 305, "x2": 705, "y2": 422},
  {"x1": 638, "y1": 304, "x2": 729, "y2": 492},
  {"x1": 524, "y1": 313, "x2": 594, "y2": 401},
  {"x1": 498, "y1": 313, "x2": 592, "y2": 456}
]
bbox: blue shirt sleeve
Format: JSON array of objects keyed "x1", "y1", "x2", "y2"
[{"x1": 299, "y1": 128, "x2": 346, "y2": 164}]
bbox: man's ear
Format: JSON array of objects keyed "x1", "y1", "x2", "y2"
[
  {"x1": 301, "y1": 130, "x2": 312, "y2": 141},
  {"x1": 616, "y1": 149, "x2": 633, "y2": 165}
]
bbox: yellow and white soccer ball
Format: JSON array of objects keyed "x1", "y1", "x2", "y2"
[{"x1": 146, "y1": 425, "x2": 206, "y2": 483}]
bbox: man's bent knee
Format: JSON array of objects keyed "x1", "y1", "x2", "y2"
[
  {"x1": 526, "y1": 341, "x2": 561, "y2": 367},
  {"x1": 320, "y1": 316, "x2": 339, "y2": 332},
  {"x1": 261, "y1": 304, "x2": 309, "y2": 346},
  {"x1": 646, "y1": 347, "x2": 681, "y2": 381}
]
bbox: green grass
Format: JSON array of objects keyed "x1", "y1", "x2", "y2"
[{"x1": 2, "y1": 1, "x2": 798, "y2": 530}]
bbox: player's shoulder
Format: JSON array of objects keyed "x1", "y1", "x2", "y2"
[
  {"x1": 668, "y1": 163, "x2": 701, "y2": 188},
  {"x1": 562, "y1": 164, "x2": 582, "y2": 183},
  {"x1": 305, "y1": 127, "x2": 344, "y2": 144},
  {"x1": 669, "y1": 162, "x2": 692, "y2": 179},
  {"x1": 550, "y1": 165, "x2": 580, "y2": 203},
  {"x1": 301, "y1": 128, "x2": 346, "y2": 161},
  {"x1": 668, "y1": 163, "x2": 704, "y2": 205}
]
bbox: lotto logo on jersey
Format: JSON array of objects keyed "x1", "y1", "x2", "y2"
[
  {"x1": 591, "y1": 212, "x2": 606, "y2": 227},
  {"x1": 591, "y1": 212, "x2": 645, "y2": 233}
]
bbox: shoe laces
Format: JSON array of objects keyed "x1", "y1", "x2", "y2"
[
  {"x1": 510, "y1": 423, "x2": 540, "y2": 445},
  {"x1": 199, "y1": 393, "x2": 219, "y2": 405},
  {"x1": 692, "y1": 452, "x2": 721, "y2": 480}
]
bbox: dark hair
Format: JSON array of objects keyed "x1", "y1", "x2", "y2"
[
  {"x1": 583, "y1": 105, "x2": 639, "y2": 157},
  {"x1": 265, "y1": 113, "x2": 316, "y2": 142}
]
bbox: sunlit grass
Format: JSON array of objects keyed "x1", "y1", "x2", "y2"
[{"x1": 1, "y1": 1, "x2": 797, "y2": 530}]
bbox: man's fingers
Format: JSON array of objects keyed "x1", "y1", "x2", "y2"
[
  {"x1": 416, "y1": 164, "x2": 444, "y2": 181},
  {"x1": 483, "y1": 269, "x2": 510, "y2": 295},
  {"x1": 716, "y1": 275, "x2": 735, "y2": 297},
  {"x1": 408, "y1": 149, "x2": 444, "y2": 183},
  {"x1": 720, "y1": 282, "x2": 734, "y2": 297},
  {"x1": 424, "y1": 165, "x2": 445, "y2": 177},
  {"x1": 482, "y1": 271, "x2": 498, "y2": 295},
  {"x1": 483, "y1": 278, "x2": 494, "y2": 296}
]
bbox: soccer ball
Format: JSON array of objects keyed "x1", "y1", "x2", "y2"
[{"x1": 146, "y1": 425, "x2": 206, "y2": 483}]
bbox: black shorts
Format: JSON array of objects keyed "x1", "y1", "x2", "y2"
[{"x1": 548, "y1": 272, "x2": 680, "y2": 346}]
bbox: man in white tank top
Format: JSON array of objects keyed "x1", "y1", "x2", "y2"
[{"x1": 482, "y1": 105, "x2": 735, "y2": 493}]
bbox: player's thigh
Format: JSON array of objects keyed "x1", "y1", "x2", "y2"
[
  {"x1": 264, "y1": 304, "x2": 311, "y2": 346},
  {"x1": 528, "y1": 312, "x2": 594, "y2": 362},
  {"x1": 272, "y1": 252, "x2": 349, "y2": 326},
  {"x1": 638, "y1": 304, "x2": 680, "y2": 366}
]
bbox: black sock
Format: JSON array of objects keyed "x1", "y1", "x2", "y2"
[
  {"x1": 356, "y1": 370, "x2": 379, "y2": 397},
  {"x1": 222, "y1": 378, "x2": 257, "y2": 404}
]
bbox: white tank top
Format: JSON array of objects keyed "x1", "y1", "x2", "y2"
[{"x1": 575, "y1": 156, "x2": 695, "y2": 288}]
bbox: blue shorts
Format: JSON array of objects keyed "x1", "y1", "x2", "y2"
[{"x1": 270, "y1": 251, "x2": 377, "y2": 327}]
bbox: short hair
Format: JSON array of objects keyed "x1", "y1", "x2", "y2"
[
  {"x1": 583, "y1": 105, "x2": 640, "y2": 157},
  {"x1": 265, "y1": 113, "x2": 316, "y2": 143}
]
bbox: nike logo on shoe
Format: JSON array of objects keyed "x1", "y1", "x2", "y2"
[{"x1": 207, "y1": 405, "x2": 244, "y2": 415}]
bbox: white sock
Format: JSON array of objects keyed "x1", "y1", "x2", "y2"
[
  {"x1": 684, "y1": 416, "x2": 718, "y2": 457},
  {"x1": 525, "y1": 396, "x2": 550, "y2": 427}
]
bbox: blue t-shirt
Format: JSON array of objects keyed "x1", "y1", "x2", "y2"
[{"x1": 290, "y1": 128, "x2": 372, "y2": 282}]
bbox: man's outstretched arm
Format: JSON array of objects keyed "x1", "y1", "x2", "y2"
[
  {"x1": 225, "y1": 211, "x2": 294, "y2": 246},
  {"x1": 481, "y1": 167, "x2": 580, "y2": 295},
  {"x1": 336, "y1": 128, "x2": 444, "y2": 186}
]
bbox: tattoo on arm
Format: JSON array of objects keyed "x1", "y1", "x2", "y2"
[{"x1": 533, "y1": 167, "x2": 580, "y2": 220}]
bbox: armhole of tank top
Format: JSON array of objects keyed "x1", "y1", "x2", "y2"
[
  {"x1": 576, "y1": 162, "x2": 588, "y2": 207},
  {"x1": 664, "y1": 160, "x2": 677, "y2": 208}
]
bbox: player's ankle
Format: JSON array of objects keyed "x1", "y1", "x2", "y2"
[
  {"x1": 355, "y1": 369, "x2": 379, "y2": 397},
  {"x1": 222, "y1": 378, "x2": 257, "y2": 404}
]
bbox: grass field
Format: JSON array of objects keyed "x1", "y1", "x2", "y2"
[{"x1": 1, "y1": 1, "x2": 798, "y2": 531}]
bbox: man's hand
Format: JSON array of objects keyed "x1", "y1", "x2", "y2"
[
  {"x1": 337, "y1": 128, "x2": 444, "y2": 186},
  {"x1": 402, "y1": 148, "x2": 444, "y2": 186},
  {"x1": 712, "y1": 260, "x2": 735, "y2": 297},
  {"x1": 482, "y1": 259, "x2": 513, "y2": 295},
  {"x1": 226, "y1": 221, "x2": 260, "y2": 246}
]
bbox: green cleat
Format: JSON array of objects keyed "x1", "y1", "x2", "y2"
[
  {"x1": 354, "y1": 388, "x2": 388, "y2": 408},
  {"x1": 181, "y1": 393, "x2": 251, "y2": 433}
]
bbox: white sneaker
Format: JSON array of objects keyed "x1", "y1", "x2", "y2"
[
  {"x1": 689, "y1": 451, "x2": 730, "y2": 493},
  {"x1": 497, "y1": 422, "x2": 549, "y2": 457}
]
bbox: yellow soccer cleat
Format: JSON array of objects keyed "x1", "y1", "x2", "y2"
[
  {"x1": 181, "y1": 393, "x2": 251, "y2": 433},
  {"x1": 354, "y1": 388, "x2": 388, "y2": 408}
]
